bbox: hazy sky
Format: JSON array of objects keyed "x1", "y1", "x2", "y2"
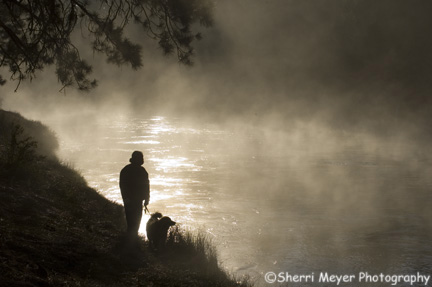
[{"x1": 1, "y1": 0, "x2": 432, "y2": 143}]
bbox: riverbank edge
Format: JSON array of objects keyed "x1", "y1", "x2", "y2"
[{"x1": 0, "y1": 109, "x2": 251, "y2": 287}]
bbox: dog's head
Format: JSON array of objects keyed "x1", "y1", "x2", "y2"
[
  {"x1": 159, "y1": 216, "x2": 176, "y2": 228},
  {"x1": 150, "y1": 212, "x2": 163, "y2": 220}
]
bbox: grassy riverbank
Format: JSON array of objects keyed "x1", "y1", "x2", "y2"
[{"x1": 0, "y1": 110, "x2": 250, "y2": 287}]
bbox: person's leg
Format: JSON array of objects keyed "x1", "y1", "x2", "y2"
[
  {"x1": 130, "y1": 201, "x2": 143, "y2": 237},
  {"x1": 124, "y1": 202, "x2": 135, "y2": 236},
  {"x1": 125, "y1": 201, "x2": 143, "y2": 237}
]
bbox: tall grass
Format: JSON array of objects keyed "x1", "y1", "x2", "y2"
[
  {"x1": 165, "y1": 226, "x2": 219, "y2": 274},
  {"x1": 163, "y1": 226, "x2": 253, "y2": 286}
]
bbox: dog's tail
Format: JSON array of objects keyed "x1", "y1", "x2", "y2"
[{"x1": 151, "y1": 212, "x2": 163, "y2": 219}]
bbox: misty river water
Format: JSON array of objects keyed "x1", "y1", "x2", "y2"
[{"x1": 56, "y1": 116, "x2": 432, "y2": 286}]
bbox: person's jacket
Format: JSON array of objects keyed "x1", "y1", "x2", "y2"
[{"x1": 119, "y1": 163, "x2": 150, "y2": 203}]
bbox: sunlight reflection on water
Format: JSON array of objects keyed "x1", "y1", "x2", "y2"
[
  {"x1": 124, "y1": 140, "x2": 160, "y2": 145},
  {"x1": 56, "y1": 115, "x2": 432, "y2": 286}
]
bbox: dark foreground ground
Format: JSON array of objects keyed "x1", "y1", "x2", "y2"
[{"x1": 0, "y1": 110, "x2": 250, "y2": 287}]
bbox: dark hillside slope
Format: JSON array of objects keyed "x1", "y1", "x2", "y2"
[{"x1": 0, "y1": 109, "x2": 249, "y2": 287}]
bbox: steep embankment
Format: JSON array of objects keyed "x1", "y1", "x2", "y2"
[{"x1": 0, "y1": 110, "x2": 249, "y2": 287}]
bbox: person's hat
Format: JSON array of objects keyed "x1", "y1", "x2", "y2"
[{"x1": 130, "y1": 151, "x2": 144, "y2": 164}]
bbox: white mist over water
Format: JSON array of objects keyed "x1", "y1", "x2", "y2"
[{"x1": 53, "y1": 115, "x2": 432, "y2": 286}]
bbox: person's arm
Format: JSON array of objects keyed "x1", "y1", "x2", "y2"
[
  {"x1": 144, "y1": 178, "x2": 150, "y2": 206},
  {"x1": 119, "y1": 169, "x2": 125, "y2": 195},
  {"x1": 142, "y1": 168, "x2": 150, "y2": 206}
]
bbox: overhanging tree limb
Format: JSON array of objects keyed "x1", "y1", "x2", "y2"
[{"x1": 0, "y1": 0, "x2": 213, "y2": 91}]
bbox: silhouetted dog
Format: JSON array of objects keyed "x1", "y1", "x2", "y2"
[{"x1": 146, "y1": 212, "x2": 176, "y2": 249}]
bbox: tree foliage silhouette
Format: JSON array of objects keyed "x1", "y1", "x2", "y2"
[{"x1": 0, "y1": 0, "x2": 213, "y2": 91}]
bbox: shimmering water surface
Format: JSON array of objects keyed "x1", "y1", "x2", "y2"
[{"x1": 57, "y1": 116, "x2": 432, "y2": 286}]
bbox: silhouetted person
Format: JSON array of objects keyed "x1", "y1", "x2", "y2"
[{"x1": 120, "y1": 151, "x2": 150, "y2": 241}]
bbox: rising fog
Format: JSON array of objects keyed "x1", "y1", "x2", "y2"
[
  {"x1": 2, "y1": 1, "x2": 432, "y2": 150},
  {"x1": 1, "y1": 1, "x2": 431, "y2": 277},
  {"x1": 1, "y1": 0, "x2": 432, "y2": 184}
]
